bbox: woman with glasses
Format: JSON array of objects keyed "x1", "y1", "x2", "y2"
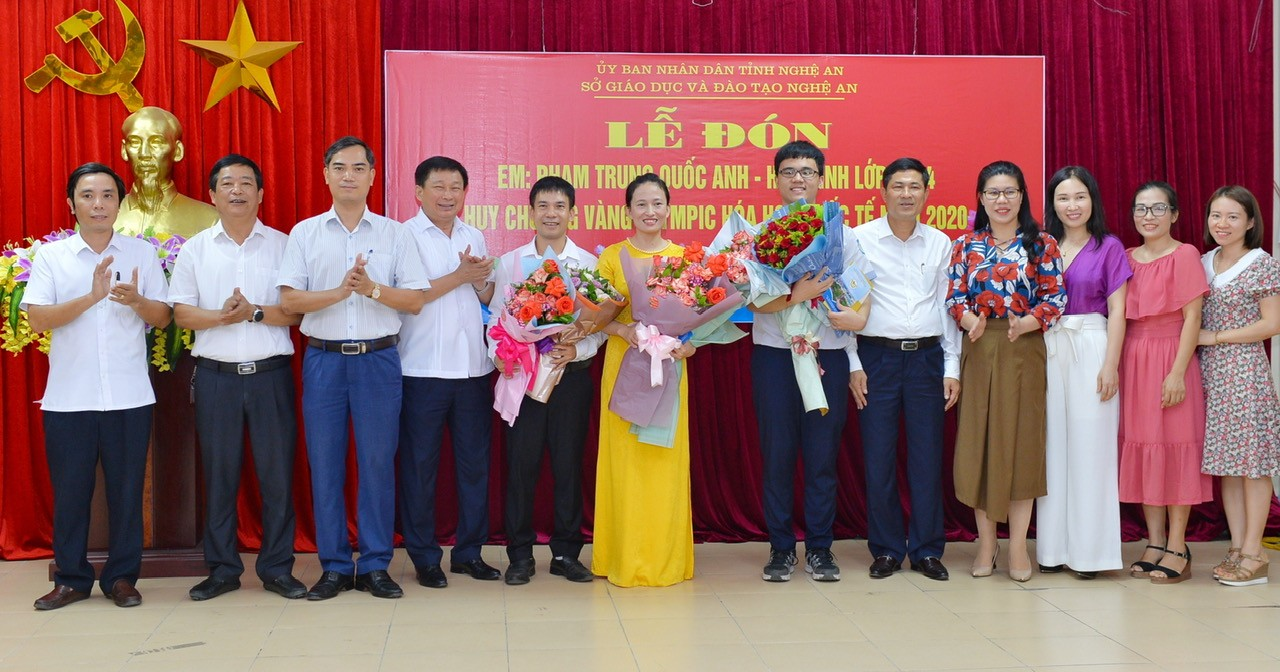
[
  {"x1": 1119, "y1": 181, "x2": 1211, "y2": 584},
  {"x1": 1036, "y1": 166, "x2": 1131, "y2": 580},
  {"x1": 1196, "y1": 185, "x2": 1280, "y2": 587},
  {"x1": 946, "y1": 161, "x2": 1066, "y2": 582}
]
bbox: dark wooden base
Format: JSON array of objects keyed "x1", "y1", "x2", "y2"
[{"x1": 48, "y1": 548, "x2": 207, "y2": 581}]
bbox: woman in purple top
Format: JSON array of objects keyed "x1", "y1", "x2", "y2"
[{"x1": 1036, "y1": 167, "x2": 1132, "y2": 579}]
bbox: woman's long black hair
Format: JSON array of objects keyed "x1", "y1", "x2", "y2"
[{"x1": 1044, "y1": 165, "x2": 1109, "y2": 248}]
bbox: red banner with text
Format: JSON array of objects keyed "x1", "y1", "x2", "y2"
[{"x1": 385, "y1": 52, "x2": 1044, "y2": 253}]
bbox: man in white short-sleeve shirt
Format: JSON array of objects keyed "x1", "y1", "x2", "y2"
[
  {"x1": 25, "y1": 163, "x2": 171, "y2": 611},
  {"x1": 169, "y1": 154, "x2": 307, "y2": 602}
]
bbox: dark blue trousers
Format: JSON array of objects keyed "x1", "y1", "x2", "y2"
[
  {"x1": 302, "y1": 346, "x2": 402, "y2": 574},
  {"x1": 858, "y1": 338, "x2": 946, "y2": 562},
  {"x1": 43, "y1": 405, "x2": 152, "y2": 594},
  {"x1": 399, "y1": 374, "x2": 493, "y2": 567},
  {"x1": 752, "y1": 345, "x2": 850, "y2": 552}
]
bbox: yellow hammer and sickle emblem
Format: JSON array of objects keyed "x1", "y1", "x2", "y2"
[{"x1": 24, "y1": 0, "x2": 146, "y2": 112}]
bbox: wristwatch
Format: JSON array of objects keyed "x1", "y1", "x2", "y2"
[
  {"x1": 370, "y1": 283, "x2": 382, "y2": 300},
  {"x1": 249, "y1": 305, "x2": 265, "y2": 323}
]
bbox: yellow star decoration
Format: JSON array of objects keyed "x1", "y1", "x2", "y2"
[{"x1": 181, "y1": 0, "x2": 300, "y2": 111}]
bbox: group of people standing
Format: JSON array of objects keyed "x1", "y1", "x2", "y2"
[{"x1": 26, "y1": 132, "x2": 1278, "y2": 612}]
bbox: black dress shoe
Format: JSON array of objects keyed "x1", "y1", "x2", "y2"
[
  {"x1": 550, "y1": 557, "x2": 594, "y2": 583},
  {"x1": 107, "y1": 579, "x2": 142, "y2": 607},
  {"x1": 1039, "y1": 564, "x2": 1066, "y2": 573},
  {"x1": 1073, "y1": 569, "x2": 1099, "y2": 580},
  {"x1": 306, "y1": 571, "x2": 355, "y2": 600},
  {"x1": 416, "y1": 565, "x2": 448, "y2": 588},
  {"x1": 505, "y1": 558, "x2": 536, "y2": 585},
  {"x1": 263, "y1": 574, "x2": 307, "y2": 599},
  {"x1": 911, "y1": 557, "x2": 950, "y2": 581},
  {"x1": 354, "y1": 570, "x2": 404, "y2": 599},
  {"x1": 450, "y1": 558, "x2": 501, "y2": 581},
  {"x1": 33, "y1": 585, "x2": 90, "y2": 611},
  {"x1": 869, "y1": 555, "x2": 902, "y2": 579},
  {"x1": 189, "y1": 575, "x2": 241, "y2": 601}
]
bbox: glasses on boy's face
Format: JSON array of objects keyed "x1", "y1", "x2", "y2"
[
  {"x1": 981, "y1": 188, "x2": 1021, "y2": 202},
  {"x1": 1133, "y1": 204, "x2": 1171, "y2": 218},
  {"x1": 778, "y1": 168, "x2": 819, "y2": 180}
]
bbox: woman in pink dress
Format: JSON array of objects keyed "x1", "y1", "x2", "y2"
[
  {"x1": 1119, "y1": 181, "x2": 1212, "y2": 584},
  {"x1": 1196, "y1": 185, "x2": 1280, "y2": 587}
]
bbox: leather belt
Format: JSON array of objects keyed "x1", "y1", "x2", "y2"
[
  {"x1": 307, "y1": 335, "x2": 399, "y2": 355},
  {"x1": 196, "y1": 354, "x2": 292, "y2": 375},
  {"x1": 858, "y1": 335, "x2": 940, "y2": 352}
]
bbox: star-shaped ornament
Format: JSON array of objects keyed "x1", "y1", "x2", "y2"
[{"x1": 181, "y1": 0, "x2": 300, "y2": 111}]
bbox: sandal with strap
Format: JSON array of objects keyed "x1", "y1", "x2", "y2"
[
  {"x1": 1212, "y1": 547, "x2": 1242, "y2": 581},
  {"x1": 1150, "y1": 546, "x2": 1192, "y2": 584},
  {"x1": 1219, "y1": 551, "x2": 1269, "y2": 587},
  {"x1": 1130, "y1": 544, "x2": 1166, "y2": 577}
]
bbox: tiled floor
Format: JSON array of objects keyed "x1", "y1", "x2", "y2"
[{"x1": 2, "y1": 540, "x2": 1278, "y2": 671}]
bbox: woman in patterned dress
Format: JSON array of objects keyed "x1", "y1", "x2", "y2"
[
  {"x1": 1118, "y1": 181, "x2": 1211, "y2": 584},
  {"x1": 946, "y1": 161, "x2": 1067, "y2": 582},
  {"x1": 1196, "y1": 185, "x2": 1280, "y2": 587}
]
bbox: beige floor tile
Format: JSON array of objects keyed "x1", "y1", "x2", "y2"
[
  {"x1": 930, "y1": 589, "x2": 1057, "y2": 614},
  {"x1": 1157, "y1": 662, "x2": 1280, "y2": 672},
  {"x1": 734, "y1": 613, "x2": 865, "y2": 643},
  {"x1": 0, "y1": 612, "x2": 54, "y2": 637},
  {"x1": 602, "y1": 579, "x2": 715, "y2": 596},
  {"x1": 716, "y1": 590, "x2": 841, "y2": 617},
  {"x1": 503, "y1": 595, "x2": 620, "y2": 621},
  {"x1": 1220, "y1": 629, "x2": 1280, "y2": 658},
  {"x1": 390, "y1": 596, "x2": 506, "y2": 624},
  {"x1": 630, "y1": 642, "x2": 768, "y2": 672},
  {"x1": 273, "y1": 599, "x2": 397, "y2": 628},
  {"x1": 509, "y1": 646, "x2": 639, "y2": 672},
  {"x1": 755, "y1": 641, "x2": 897, "y2": 671},
  {"x1": 1182, "y1": 605, "x2": 1280, "y2": 633},
  {"x1": 35, "y1": 606, "x2": 172, "y2": 636},
  {"x1": 622, "y1": 617, "x2": 747, "y2": 647},
  {"x1": 250, "y1": 653, "x2": 382, "y2": 672},
  {"x1": 1, "y1": 632, "x2": 150, "y2": 668},
  {"x1": 1030, "y1": 665, "x2": 1161, "y2": 672},
  {"x1": 123, "y1": 656, "x2": 255, "y2": 671},
  {"x1": 846, "y1": 610, "x2": 979, "y2": 641},
  {"x1": 157, "y1": 604, "x2": 284, "y2": 632},
  {"x1": 825, "y1": 589, "x2": 950, "y2": 614},
  {"x1": 382, "y1": 621, "x2": 507, "y2": 654},
  {"x1": 1066, "y1": 608, "x2": 1222, "y2": 639},
  {"x1": 696, "y1": 572, "x2": 815, "y2": 594},
  {"x1": 258, "y1": 625, "x2": 389, "y2": 657},
  {"x1": 507, "y1": 619, "x2": 630, "y2": 650},
  {"x1": 380, "y1": 650, "x2": 509, "y2": 672},
  {"x1": 966, "y1": 610, "x2": 1100, "y2": 639},
  {"x1": 991, "y1": 635, "x2": 1149, "y2": 667},
  {"x1": 1032, "y1": 586, "x2": 1166, "y2": 611},
  {"x1": 611, "y1": 592, "x2": 731, "y2": 619},
  {"x1": 1134, "y1": 581, "x2": 1277, "y2": 609},
  {"x1": 135, "y1": 629, "x2": 269, "y2": 660},
  {"x1": 877, "y1": 636, "x2": 1025, "y2": 670},
  {"x1": 1112, "y1": 630, "x2": 1271, "y2": 664}
]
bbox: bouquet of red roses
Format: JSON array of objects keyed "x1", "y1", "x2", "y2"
[
  {"x1": 525, "y1": 264, "x2": 629, "y2": 403},
  {"x1": 489, "y1": 258, "x2": 578, "y2": 425}
]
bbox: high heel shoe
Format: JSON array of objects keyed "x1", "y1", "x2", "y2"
[
  {"x1": 1150, "y1": 546, "x2": 1192, "y2": 585},
  {"x1": 1129, "y1": 544, "x2": 1166, "y2": 578},
  {"x1": 971, "y1": 547, "x2": 998, "y2": 578},
  {"x1": 1009, "y1": 550, "x2": 1033, "y2": 582},
  {"x1": 1212, "y1": 547, "x2": 1242, "y2": 581},
  {"x1": 1219, "y1": 551, "x2": 1268, "y2": 587}
]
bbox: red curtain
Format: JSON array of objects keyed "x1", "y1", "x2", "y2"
[{"x1": 1, "y1": 0, "x2": 1274, "y2": 559}]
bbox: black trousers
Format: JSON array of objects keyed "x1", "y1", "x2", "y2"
[
  {"x1": 194, "y1": 361, "x2": 297, "y2": 583},
  {"x1": 504, "y1": 363, "x2": 594, "y2": 562},
  {"x1": 43, "y1": 405, "x2": 152, "y2": 594}
]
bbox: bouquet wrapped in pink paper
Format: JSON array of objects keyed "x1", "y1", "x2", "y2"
[
  {"x1": 607, "y1": 243, "x2": 744, "y2": 438},
  {"x1": 488, "y1": 259, "x2": 577, "y2": 425},
  {"x1": 525, "y1": 265, "x2": 628, "y2": 402}
]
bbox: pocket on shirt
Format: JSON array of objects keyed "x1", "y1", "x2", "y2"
[
  {"x1": 243, "y1": 265, "x2": 282, "y2": 304},
  {"x1": 363, "y1": 252, "x2": 393, "y2": 286}
]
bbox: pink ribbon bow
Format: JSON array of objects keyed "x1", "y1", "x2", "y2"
[
  {"x1": 490, "y1": 322, "x2": 535, "y2": 380},
  {"x1": 789, "y1": 334, "x2": 825, "y2": 376},
  {"x1": 633, "y1": 323, "x2": 681, "y2": 387}
]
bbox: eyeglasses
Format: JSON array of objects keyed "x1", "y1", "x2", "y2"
[
  {"x1": 888, "y1": 183, "x2": 925, "y2": 195},
  {"x1": 1133, "y1": 204, "x2": 1171, "y2": 218},
  {"x1": 778, "y1": 168, "x2": 819, "y2": 179},
  {"x1": 981, "y1": 188, "x2": 1021, "y2": 202}
]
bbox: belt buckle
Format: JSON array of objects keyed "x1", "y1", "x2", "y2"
[
  {"x1": 901, "y1": 340, "x2": 919, "y2": 352},
  {"x1": 340, "y1": 342, "x2": 363, "y2": 355},
  {"x1": 236, "y1": 362, "x2": 257, "y2": 375}
]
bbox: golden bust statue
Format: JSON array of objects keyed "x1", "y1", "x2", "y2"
[{"x1": 114, "y1": 106, "x2": 217, "y2": 238}]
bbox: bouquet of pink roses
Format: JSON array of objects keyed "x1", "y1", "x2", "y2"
[
  {"x1": 525, "y1": 264, "x2": 628, "y2": 403},
  {"x1": 488, "y1": 258, "x2": 578, "y2": 425}
]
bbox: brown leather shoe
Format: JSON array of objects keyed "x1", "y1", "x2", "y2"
[
  {"x1": 33, "y1": 585, "x2": 90, "y2": 611},
  {"x1": 106, "y1": 579, "x2": 142, "y2": 608}
]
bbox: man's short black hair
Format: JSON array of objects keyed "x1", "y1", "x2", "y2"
[
  {"x1": 208, "y1": 154, "x2": 263, "y2": 191},
  {"x1": 66, "y1": 162, "x2": 126, "y2": 201},
  {"x1": 529, "y1": 176, "x2": 575, "y2": 208},
  {"x1": 881, "y1": 157, "x2": 930, "y2": 188},
  {"x1": 324, "y1": 136, "x2": 375, "y2": 168},
  {"x1": 773, "y1": 140, "x2": 825, "y2": 175},
  {"x1": 414, "y1": 156, "x2": 468, "y2": 189}
]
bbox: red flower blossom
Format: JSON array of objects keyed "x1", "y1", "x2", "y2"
[
  {"x1": 991, "y1": 262, "x2": 1020, "y2": 283},
  {"x1": 707, "y1": 287, "x2": 727, "y2": 304}
]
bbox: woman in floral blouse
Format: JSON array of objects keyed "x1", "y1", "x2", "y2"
[{"x1": 946, "y1": 160, "x2": 1067, "y2": 582}]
